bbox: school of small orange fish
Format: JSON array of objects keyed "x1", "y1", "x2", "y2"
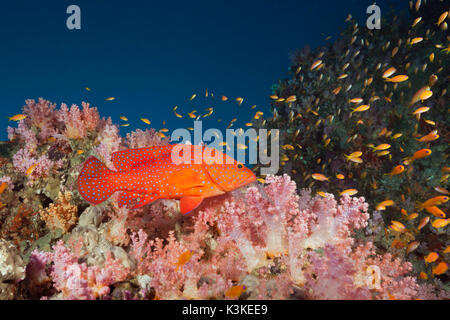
[{"x1": 2, "y1": 0, "x2": 448, "y2": 298}]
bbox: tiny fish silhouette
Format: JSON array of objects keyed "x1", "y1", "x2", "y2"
[{"x1": 78, "y1": 145, "x2": 256, "y2": 214}]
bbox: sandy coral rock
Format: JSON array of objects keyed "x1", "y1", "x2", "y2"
[
  {"x1": 0, "y1": 239, "x2": 25, "y2": 282},
  {"x1": 78, "y1": 205, "x2": 105, "y2": 228},
  {"x1": 70, "y1": 225, "x2": 135, "y2": 270},
  {"x1": 39, "y1": 191, "x2": 78, "y2": 233}
]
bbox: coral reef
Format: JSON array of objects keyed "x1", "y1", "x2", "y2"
[
  {"x1": 255, "y1": 0, "x2": 449, "y2": 295},
  {"x1": 0, "y1": 1, "x2": 447, "y2": 300},
  {"x1": 39, "y1": 192, "x2": 78, "y2": 234}
]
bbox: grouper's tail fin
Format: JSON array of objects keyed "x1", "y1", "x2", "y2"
[{"x1": 77, "y1": 156, "x2": 116, "y2": 205}]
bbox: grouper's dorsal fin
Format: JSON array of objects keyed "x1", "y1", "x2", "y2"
[{"x1": 111, "y1": 145, "x2": 174, "y2": 171}]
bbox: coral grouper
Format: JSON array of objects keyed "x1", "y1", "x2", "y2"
[{"x1": 77, "y1": 144, "x2": 256, "y2": 214}]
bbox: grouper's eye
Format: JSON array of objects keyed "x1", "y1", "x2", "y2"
[{"x1": 237, "y1": 164, "x2": 243, "y2": 169}]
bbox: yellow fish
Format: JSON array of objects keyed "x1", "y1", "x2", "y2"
[
  {"x1": 432, "y1": 262, "x2": 448, "y2": 276},
  {"x1": 340, "y1": 189, "x2": 358, "y2": 196},
  {"x1": 348, "y1": 157, "x2": 363, "y2": 163},
  {"x1": 425, "y1": 206, "x2": 446, "y2": 218},
  {"x1": 412, "y1": 17, "x2": 422, "y2": 27},
  {"x1": 77, "y1": 150, "x2": 84, "y2": 155},
  {"x1": 332, "y1": 86, "x2": 342, "y2": 95},
  {"x1": 85, "y1": 87, "x2": 91, "y2": 91},
  {"x1": 281, "y1": 144, "x2": 295, "y2": 150},
  {"x1": 431, "y1": 219, "x2": 450, "y2": 228},
  {"x1": 8, "y1": 114, "x2": 27, "y2": 121},
  {"x1": 410, "y1": 37, "x2": 423, "y2": 45},
  {"x1": 390, "y1": 221, "x2": 406, "y2": 233},
  {"x1": 236, "y1": 97, "x2": 244, "y2": 106},
  {"x1": 175, "y1": 250, "x2": 193, "y2": 271},
  {"x1": 350, "y1": 104, "x2": 370, "y2": 114},
  {"x1": 310, "y1": 60, "x2": 323, "y2": 70},
  {"x1": 349, "y1": 98, "x2": 363, "y2": 104},
  {"x1": 382, "y1": 67, "x2": 397, "y2": 78},
  {"x1": 406, "y1": 213, "x2": 418, "y2": 221},
  {"x1": 434, "y1": 186, "x2": 449, "y2": 195},
  {"x1": 188, "y1": 111, "x2": 197, "y2": 119},
  {"x1": 418, "y1": 197, "x2": 450, "y2": 210},
  {"x1": 376, "y1": 200, "x2": 394, "y2": 211},
  {"x1": 312, "y1": 173, "x2": 329, "y2": 181},
  {"x1": 25, "y1": 163, "x2": 38, "y2": 176},
  {"x1": 412, "y1": 106, "x2": 430, "y2": 115},
  {"x1": 385, "y1": 75, "x2": 408, "y2": 83},
  {"x1": 221, "y1": 95, "x2": 228, "y2": 101},
  {"x1": 140, "y1": 118, "x2": 151, "y2": 125},
  {"x1": 190, "y1": 94, "x2": 196, "y2": 101},
  {"x1": 120, "y1": 123, "x2": 130, "y2": 127},
  {"x1": 317, "y1": 191, "x2": 326, "y2": 197},
  {"x1": 225, "y1": 285, "x2": 246, "y2": 299},
  {"x1": 417, "y1": 132, "x2": 439, "y2": 142},
  {"x1": 336, "y1": 174, "x2": 345, "y2": 180},
  {"x1": 120, "y1": 116, "x2": 128, "y2": 121},
  {"x1": 424, "y1": 252, "x2": 438, "y2": 263},
  {"x1": 409, "y1": 149, "x2": 432, "y2": 163},
  {"x1": 429, "y1": 53, "x2": 435, "y2": 62},
  {"x1": 385, "y1": 165, "x2": 404, "y2": 176},
  {"x1": 418, "y1": 216, "x2": 430, "y2": 230},
  {"x1": 285, "y1": 95, "x2": 297, "y2": 102},
  {"x1": 436, "y1": 11, "x2": 448, "y2": 26},
  {"x1": 409, "y1": 86, "x2": 430, "y2": 106},
  {"x1": 0, "y1": 182, "x2": 7, "y2": 194},
  {"x1": 372, "y1": 144, "x2": 391, "y2": 151},
  {"x1": 406, "y1": 241, "x2": 420, "y2": 254},
  {"x1": 345, "y1": 151, "x2": 362, "y2": 159},
  {"x1": 419, "y1": 90, "x2": 433, "y2": 101},
  {"x1": 105, "y1": 97, "x2": 115, "y2": 101}
]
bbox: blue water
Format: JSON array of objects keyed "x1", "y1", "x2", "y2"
[{"x1": 0, "y1": 0, "x2": 407, "y2": 141}]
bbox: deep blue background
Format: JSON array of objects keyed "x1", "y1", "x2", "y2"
[{"x1": 0, "y1": 0, "x2": 407, "y2": 140}]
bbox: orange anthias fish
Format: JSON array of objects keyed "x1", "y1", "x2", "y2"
[
  {"x1": 225, "y1": 285, "x2": 246, "y2": 299},
  {"x1": 385, "y1": 165, "x2": 404, "y2": 176},
  {"x1": 0, "y1": 182, "x2": 7, "y2": 194},
  {"x1": 175, "y1": 250, "x2": 193, "y2": 271},
  {"x1": 8, "y1": 114, "x2": 27, "y2": 121},
  {"x1": 424, "y1": 252, "x2": 439, "y2": 263},
  {"x1": 432, "y1": 262, "x2": 448, "y2": 276},
  {"x1": 425, "y1": 206, "x2": 446, "y2": 218},
  {"x1": 405, "y1": 149, "x2": 432, "y2": 165},
  {"x1": 417, "y1": 196, "x2": 449, "y2": 211},
  {"x1": 78, "y1": 145, "x2": 256, "y2": 214}
]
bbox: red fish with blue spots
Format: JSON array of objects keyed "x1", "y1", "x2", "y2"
[{"x1": 77, "y1": 144, "x2": 256, "y2": 214}]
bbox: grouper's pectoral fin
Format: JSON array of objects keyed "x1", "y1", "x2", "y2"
[
  {"x1": 179, "y1": 196, "x2": 204, "y2": 215},
  {"x1": 118, "y1": 191, "x2": 159, "y2": 209}
]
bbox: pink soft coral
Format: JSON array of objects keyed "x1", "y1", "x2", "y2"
[
  {"x1": 57, "y1": 102, "x2": 100, "y2": 139},
  {"x1": 12, "y1": 148, "x2": 63, "y2": 184},
  {"x1": 93, "y1": 119, "x2": 122, "y2": 169},
  {"x1": 126, "y1": 128, "x2": 168, "y2": 148},
  {"x1": 46, "y1": 240, "x2": 130, "y2": 299}
]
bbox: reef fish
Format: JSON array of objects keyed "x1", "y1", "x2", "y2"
[
  {"x1": 8, "y1": 114, "x2": 27, "y2": 121},
  {"x1": 78, "y1": 145, "x2": 256, "y2": 214}
]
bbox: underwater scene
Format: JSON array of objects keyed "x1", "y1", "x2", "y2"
[{"x1": 0, "y1": 0, "x2": 448, "y2": 301}]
